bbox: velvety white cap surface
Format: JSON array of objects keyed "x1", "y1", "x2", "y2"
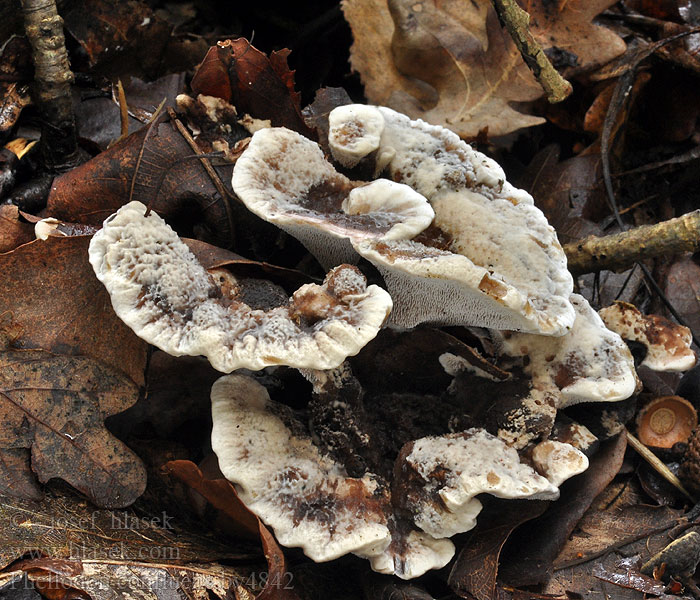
[
  {"x1": 328, "y1": 104, "x2": 385, "y2": 167},
  {"x1": 231, "y1": 127, "x2": 434, "y2": 269},
  {"x1": 88, "y1": 201, "x2": 392, "y2": 372},
  {"x1": 399, "y1": 429, "x2": 560, "y2": 539},
  {"x1": 328, "y1": 104, "x2": 575, "y2": 336},
  {"x1": 211, "y1": 374, "x2": 457, "y2": 579},
  {"x1": 500, "y1": 294, "x2": 639, "y2": 407},
  {"x1": 531, "y1": 440, "x2": 589, "y2": 487},
  {"x1": 599, "y1": 301, "x2": 696, "y2": 372}
]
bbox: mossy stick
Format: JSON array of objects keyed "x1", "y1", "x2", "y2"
[
  {"x1": 490, "y1": 0, "x2": 572, "y2": 102},
  {"x1": 564, "y1": 210, "x2": 700, "y2": 275}
]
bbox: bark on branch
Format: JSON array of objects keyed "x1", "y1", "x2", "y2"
[
  {"x1": 490, "y1": 0, "x2": 572, "y2": 103},
  {"x1": 564, "y1": 210, "x2": 700, "y2": 275},
  {"x1": 21, "y1": 0, "x2": 78, "y2": 169}
]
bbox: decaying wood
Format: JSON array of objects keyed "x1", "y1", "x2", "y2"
[
  {"x1": 564, "y1": 210, "x2": 700, "y2": 275},
  {"x1": 490, "y1": 0, "x2": 572, "y2": 103}
]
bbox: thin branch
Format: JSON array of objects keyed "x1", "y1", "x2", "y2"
[
  {"x1": 20, "y1": 0, "x2": 78, "y2": 169},
  {"x1": 490, "y1": 0, "x2": 572, "y2": 102},
  {"x1": 564, "y1": 210, "x2": 700, "y2": 275}
]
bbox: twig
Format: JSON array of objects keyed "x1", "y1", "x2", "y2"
[
  {"x1": 597, "y1": 27, "x2": 700, "y2": 338},
  {"x1": 20, "y1": 0, "x2": 78, "y2": 169},
  {"x1": 490, "y1": 0, "x2": 572, "y2": 103},
  {"x1": 626, "y1": 430, "x2": 696, "y2": 503},
  {"x1": 564, "y1": 210, "x2": 700, "y2": 275}
]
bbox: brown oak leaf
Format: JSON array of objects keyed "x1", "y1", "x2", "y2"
[
  {"x1": 343, "y1": 0, "x2": 625, "y2": 138},
  {"x1": 191, "y1": 39, "x2": 312, "y2": 136},
  {"x1": 0, "y1": 350, "x2": 146, "y2": 508},
  {"x1": 0, "y1": 236, "x2": 147, "y2": 387}
]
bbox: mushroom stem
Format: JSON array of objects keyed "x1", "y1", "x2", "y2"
[
  {"x1": 489, "y1": 0, "x2": 572, "y2": 103},
  {"x1": 20, "y1": 0, "x2": 79, "y2": 169},
  {"x1": 564, "y1": 210, "x2": 700, "y2": 275}
]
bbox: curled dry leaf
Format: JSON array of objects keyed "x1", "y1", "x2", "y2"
[
  {"x1": 46, "y1": 119, "x2": 236, "y2": 249},
  {"x1": 164, "y1": 459, "x2": 300, "y2": 600},
  {"x1": 448, "y1": 499, "x2": 548, "y2": 600},
  {"x1": 343, "y1": 0, "x2": 625, "y2": 138},
  {"x1": 191, "y1": 39, "x2": 312, "y2": 136}
]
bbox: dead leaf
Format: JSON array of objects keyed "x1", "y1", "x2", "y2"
[
  {"x1": 343, "y1": 0, "x2": 625, "y2": 138},
  {"x1": 74, "y1": 73, "x2": 186, "y2": 151},
  {"x1": 0, "y1": 448, "x2": 43, "y2": 502},
  {"x1": 0, "y1": 574, "x2": 42, "y2": 600},
  {"x1": 6, "y1": 560, "x2": 253, "y2": 600},
  {"x1": 0, "y1": 236, "x2": 147, "y2": 387},
  {"x1": 63, "y1": 0, "x2": 172, "y2": 78},
  {"x1": 448, "y1": 499, "x2": 548, "y2": 600},
  {"x1": 46, "y1": 118, "x2": 236, "y2": 248},
  {"x1": 164, "y1": 459, "x2": 260, "y2": 541},
  {"x1": 499, "y1": 433, "x2": 628, "y2": 586},
  {"x1": 165, "y1": 460, "x2": 300, "y2": 600},
  {"x1": 517, "y1": 147, "x2": 605, "y2": 246},
  {"x1": 110, "y1": 352, "x2": 219, "y2": 440},
  {"x1": 664, "y1": 255, "x2": 700, "y2": 338},
  {"x1": 0, "y1": 84, "x2": 31, "y2": 138},
  {"x1": 555, "y1": 504, "x2": 683, "y2": 568},
  {"x1": 0, "y1": 487, "x2": 247, "y2": 569},
  {"x1": 0, "y1": 350, "x2": 146, "y2": 508},
  {"x1": 0, "y1": 205, "x2": 34, "y2": 252},
  {"x1": 191, "y1": 39, "x2": 312, "y2": 137}
]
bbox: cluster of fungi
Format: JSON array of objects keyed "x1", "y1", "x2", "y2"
[{"x1": 85, "y1": 101, "x2": 695, "y2": 579}]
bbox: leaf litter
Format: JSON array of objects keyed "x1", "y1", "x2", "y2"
[{"x1": 2, "y1": 1, "x2": 700, "y2": 599}]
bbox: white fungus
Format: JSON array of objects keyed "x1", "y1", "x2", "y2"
[
  {"x1": 211, "y1": 374, "x2": 454, "y2": 579},
  {"x1": 231, "y1": 127, "x2": 434, "y2": 269},
  {"x1": 599, "y1": 301, "x2": 696, "y2": 372},
  {"x1": 326, "y1": 104, "x2": 575, "y2": 335},
  {"x1": 88, "y1": 201, "x2": 392, "y2": 372},
  {"x1": 499, "y1": 294, "x2": 639, "y2": 408}
]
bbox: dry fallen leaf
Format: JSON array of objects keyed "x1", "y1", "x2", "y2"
[
  {"x1": 166, "y1": 460, "x2": 300, "y2": 600},
  {"x1": 448, "y1": 499, "x2": 548, "y2": 600},
  {"x1": 0, "y1": 350, "x2": 146, "y2": 508},
  {"x1": 0, "y1": 205, "x2": 34, "y2": 253},
  {"x1": 191, "y1": 39, "x2": 312, "y2": 137},
  {"x1": 343, "y1": 0, "x2": 625, "y2": 138},
  {"x1": 46, "y1": 120, "x2": 236, "y2": 249},
  {"x1": 0, "y1": 236, "x2": 147, "y2": 386}
]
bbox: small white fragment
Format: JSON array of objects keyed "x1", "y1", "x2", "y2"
[
  {"x1": 35, "y1": 218, "x2": 66, "y2": 241},
  {"x1": 531, "y1": 440, "x2": 589, "y2": 487},
  {"x1": 328, "y1": 104, "x2": 385, "y2": 167},
  {"x1": 238, "y1": 113, "x2": 271, "y2": 134}
]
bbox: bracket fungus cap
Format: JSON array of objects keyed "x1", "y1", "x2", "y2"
[
  {"x1": 394, "y1": 429, "x2": 560, "y2": 539},
  {"x1": 328, "y1": 104, "x2": 385, "y2": 168},
  {"x1": 231, "y1": 126, "x2": 434, "y2": 269},
  {"x1": 500, "y1": 294, "x2": 639, "y2": 407},
  {"x1": 88, "y1": 201, "x2": 392, "y2": 372},
  {"x1": 210, "y1": 374, "x2": 454, "y2": 579},
  {"x1": 599, "y1": 301, "x2": 696, "y2": 372},
  {"x1": 327, "y1": 104, "x2": 576, "y2": 335}
]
